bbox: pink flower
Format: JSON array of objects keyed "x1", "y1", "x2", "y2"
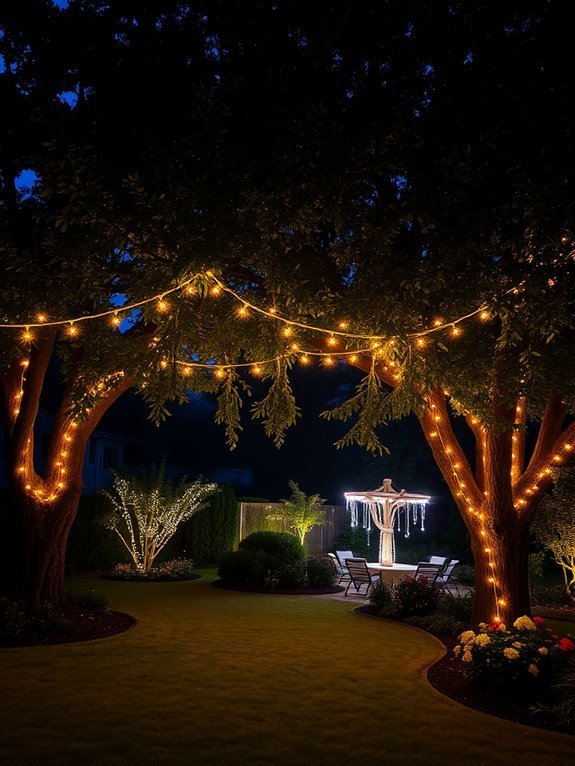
[{"x1": 533, "y1": 616, "x2": 544, "y2": 625}]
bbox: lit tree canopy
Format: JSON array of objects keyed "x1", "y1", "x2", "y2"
[{"x1": 1, "y1": 1, "x2": 575, "y2": 621}]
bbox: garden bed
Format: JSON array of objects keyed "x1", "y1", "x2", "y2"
[
  {"x1": 355, "y1": 605, "x2": 572, "y2": 735},
  {"x1": 0, "y1": 608, "x2": 136, "y2": 649},
  {"x1": 100, "y1": 572, "x2": 202, "y2": 582},
  {"x1": 212, "y1": 580, "x2": 344, "y2": 595}
]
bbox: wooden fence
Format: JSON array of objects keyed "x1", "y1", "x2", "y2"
[{"x1": 238, "y1": 502, "x2": 349, "y2": 554}]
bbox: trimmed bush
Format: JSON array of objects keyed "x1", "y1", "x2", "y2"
[
  {"x1": 368, "y1": 580, "x2": 395, "y2": 615},
  {"x1": 239, "y1": 531, "x2": 305, "y2": 563},
  {"x1": 306, "y1": 555, "x2": 337, "y2": 588},
  {"x1": 218, "y1": 550, "x2": 266, "y2": 586},
  {"x1": 276, "y1": 561, "x2": 307, "y2": 589},
  {"x1": 219, "y1": 531, "x2": 307, "y2": 588}
]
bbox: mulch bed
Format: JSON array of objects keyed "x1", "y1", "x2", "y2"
[
  {"x1": 355, "y1": 604, "x2": 572, "y2": 734},
  {"x1": 212, "y1": 580, "x2": 344, "y2": 595},
  {"x1": 0, "y1": 608, "x2": 136, "y2": 649},
  {"x1": 100, "y1": 573, "x2": 202, "y2": 582}
]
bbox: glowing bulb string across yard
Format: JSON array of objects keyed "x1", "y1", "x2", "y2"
[{"x1": 0, "y1": 268, "x2": 520, "y2": 347}]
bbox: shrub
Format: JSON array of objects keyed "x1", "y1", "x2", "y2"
[
  {"x1": 29, "y1": 603, "x2": 69, "y2": 635},
  {"x1": 218, "y1": 549, "x2": 266, "y2": 586},
  {"x1": 454, "y1": 616, "x2": 575, "y2": 691},
  {"x1": 0, "y1": 597, "x2": 25, "y2": 639},
  {"x1": 393, "y1": 577, "x2": 440, "y2": 618},
  {"x1": 437, "y1": 592, "x2": 474, "y2": 622},
  {"x1": 368, "y1": 580, "x2": 395, "y2": 615},
  {"x1": 532, "y1": 585, "x2": 572, "y2": 608},
  {"x1": 239, "y1": 531, "x2": 305, "y2": 565},
  {"x1": 455, "y1": 564, "x2": 475, "y2": 585},
  {"x1": 67, "y1": 590, "x2": 110, "y2": 613},
  {"x1": 306, "y1": 555, "x2": 337, "y2": 588},
  {"x1": 276, "y1": 561, "x2": 307, "y2": 589},
  {"x1": 532, "y1": 657, "x2": 575, "y2": 732}
]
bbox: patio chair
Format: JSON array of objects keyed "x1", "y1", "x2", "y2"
[
  {"x1": 414, "y1": 561, "x2": 443, "y2": 585},
  {"x1": 328, "y1": 553, "x2": 351, "y2": 586},
  {"x1": 335, "y1": 550, "x2": 354, "y2": 576},
  {"x1": 344, "y1": 558, "x2": 380, "y2": 598},
  {"x1": 428, "y1": 556, "x2": 448, "y2": 567},
  {"x1": 436, "y1": 559, "x2": 460, "y2": 594}
]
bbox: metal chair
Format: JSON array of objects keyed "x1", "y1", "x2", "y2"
[
  {"x1": 344, "y1": 558, "x2": 380, "y2": 597},
  {"x1": 414, "y1": 561, "x2": 443, "y2": 585},
  {"x1": 335, "y1": 550, "x2": 354, "y2": 577},
  {"x1": 436, "y1": 559, "x2": 460, "y2": 594},
  {"x1": 328, "y1": 553, "x2": 351, "y2": 586}
]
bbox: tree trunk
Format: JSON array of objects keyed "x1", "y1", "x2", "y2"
[
  {"x1": 1, "y1": 486, "x2": 82, "y2": 612},
  {"x1": 470, "y1": 509, "x2": 531, "y2": 626}
]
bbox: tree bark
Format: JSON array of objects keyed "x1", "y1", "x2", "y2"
[{"x1": 1, "y1": 486, "x2": 82, "y2": 611}]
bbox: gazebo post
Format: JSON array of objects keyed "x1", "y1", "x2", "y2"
[{"x1": 345, "y1": 478, "x2": 430, "y2": 568}]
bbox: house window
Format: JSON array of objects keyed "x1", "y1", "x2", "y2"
[{"x1": 103, "y1": 445, "x2": 120, "y2": 469}]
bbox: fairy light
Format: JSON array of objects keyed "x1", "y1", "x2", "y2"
[
  {"x1": 426, "y1": 397, "x2": 504, "y2": 621},
  {"x1": 110, "y1": 315, "x2": 122, "y2": 328},
  {"x1": 37, "y1": 313, "x2": 47, "y2": 323},
  {"x1": 156, "y1": 299, "x2": 170, "y2": 313},
  {"x1": 479, "y1": 310, "x2": 491, "y2": 321},
  {"x1": 327, "y1": 336, "x2": 338, "y2": 347},
  {"x1": 66, "y1": 324, "x2": 79, "y2": 337},
  {"x1": 238, "y1": 305, "x2": 249, "y2": 318},
  {"x1": 22, "y1": 328, "x2": 33, "y2": 343}
]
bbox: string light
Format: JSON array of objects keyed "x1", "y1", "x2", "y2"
[{"x1": 426, "y1": 397, "x2": 504, "y2": 621}]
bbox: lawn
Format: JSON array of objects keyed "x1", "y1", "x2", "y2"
[{"x1": 0, "y1": 571, "x2": 573, "y2": 766}]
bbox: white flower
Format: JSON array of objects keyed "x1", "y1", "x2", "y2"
[
  {"x1": 503, "y1": 647, "x2": 520, "y2": 660},
  {"x1": 462, "y1": 651, "x2": 473, "y2": 663},
  {"x1": 474, "y1": 634, "x2": 491, "y2": 647},
  {"x1": 513, "y1": 616, "x2": 537, "y2": 632},
  {"x1": 528, "y1": 663, "x2": 539, "y2": 677},
  {"x1": 459, "y1": 630, "x2": 476, "y2": 645},
  {"x1": 538, "y1": 647, "x2": 549, "y2": 656},
  {"x1": 512, "y1": 642, "x2": 524, "y2": 649},
  {"x1": 453, "y1": 645, "x2": 461, "y2": 657}
]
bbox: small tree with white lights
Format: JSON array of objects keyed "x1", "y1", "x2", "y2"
[
  {"x1": 532, "y1": 468, "x2": 575, "y2": 604},
  {"x1": 102, "y1": 465, "x2": 218, "y2": 575}
]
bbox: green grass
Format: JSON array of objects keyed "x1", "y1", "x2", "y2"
[{"x1": 0, "y1": 571, "x2": 573, "y2": 766}]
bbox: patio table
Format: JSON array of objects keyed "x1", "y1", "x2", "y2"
[{"x1": 366, "y1": 562, "x2": 417, "y2": 585}]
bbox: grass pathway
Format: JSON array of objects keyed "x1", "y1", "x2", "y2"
[{"x1": 0, "y1": 571, "x2": 573, "y2": 766}]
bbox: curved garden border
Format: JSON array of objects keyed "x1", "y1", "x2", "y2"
[
  {"x1": 354, "y1": 604, "x2": 573, "y2": 735},
  {"x1": 212, "y1": 580, "x2": 344, "y2": 595},
  {"x1": 0, "y1": 610, "x2": 136, "y2": 649},
  {"x1": 100, "y1": 573, "x2": 202, "y2": 583}
]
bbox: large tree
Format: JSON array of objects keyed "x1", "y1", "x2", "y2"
[{"x1": 1, "y1": 1, "x2": 574, "y2": 627}]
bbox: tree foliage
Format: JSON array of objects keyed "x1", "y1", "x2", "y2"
[
  {"x1": 268, "y1": 480, "x2": 327, "y2": 545},
  {"x1": 533, "y1": 469, "x2": 575, "y2": 602}
]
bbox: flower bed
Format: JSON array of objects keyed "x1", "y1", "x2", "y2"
[
  {"x1": 356, "y1": 599, "x2": 575, "y2": 734},
  {"x1": 101, "y1": 558, "x2": 201, "y2": 581}
]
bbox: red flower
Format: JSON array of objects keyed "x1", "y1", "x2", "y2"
[
  {"x1": 533, "y1": 616, "x2": 544, "y2": 625},
  {"x1": 558, "y1": 637, "x2": 575, "y2": 652}
]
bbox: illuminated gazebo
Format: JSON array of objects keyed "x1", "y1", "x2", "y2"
[{"x1": 344, "y1": 478, "x2": 431, "y2": 567}]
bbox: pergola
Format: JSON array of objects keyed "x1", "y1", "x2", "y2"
[{"x1": 344, "y1": 478, "x2": 431, "y2": 566}]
